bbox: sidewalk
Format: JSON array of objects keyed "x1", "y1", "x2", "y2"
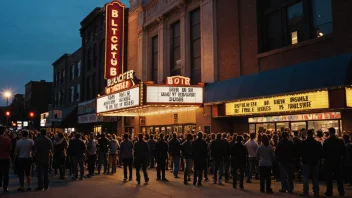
[{"x1": 2, "y1": 168, "x2": 352, "y2": 197}]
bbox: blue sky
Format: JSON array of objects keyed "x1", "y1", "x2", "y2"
[{"x1": 0, "y1": 0, "x2": 129, "y2": 105}]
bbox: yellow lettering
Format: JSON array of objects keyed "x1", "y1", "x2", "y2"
[
  {"x1": 110, "y1": 68, "x2": 117, "y2": 76},
  {"x1": 111, "y1": 19, "x2": 118, "y2": 27},
  {"x1": 111, "y1": 59, "x2": 118, "y2": 66},
  {"x1": 111, "y1": 52, "x2": 117, "y2": 59},
  {"x1": 112, "y1": 10, "x2": 118, "y2": 18},
  {"x1": 111, "y1": 44, "x2": 118, "y2": 51},
  {"x1": 112, "y1": 28, "x2": 118, "y2": 35},
  {"x1": 111, "y1": 36, "x2": 118, "y2": 43}
]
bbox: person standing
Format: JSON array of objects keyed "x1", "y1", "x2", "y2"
[
  {"x1": 68, "y1": 133, "x2": 86, "y2": 180},
  {"x1": 222, "y1": 133, "x2": 231, "y2": 183},
  {"x1": 133, "y1": 133, "x2": 149, "y2": 184},
  {"x1": 87, "y1": 133, "x2": 97, "y2": 177},
  {"x1": 299, "y1": 129, "x2": 322, "y2": 197},
  {"x1": 182, "y1": 133, "x2": 193, "y2": 184},
  {"x1": 33, "y1": 129, "x2": 53, "y2": 191},
  {"x1": 275, "y1": 131, "x2": 295, "y2": 193},
  {"x1": 244, "y1": 133, "x2": 259, "y2": 183},
  {"x1": 14, "y1": 130, "x2": 34, "y2": 192},
  {"x1": 256, "y1": 134, "x2": 274, "y2": 193},
  {"x1": 168, "y1": 132, "x2": 181, "y2": 178},
  {"x1": 155, "y1": 133, "x2": 169, "y2": 181},
  {"x1": 0, "y1": 126, "x2": 11, "y2": 193},
  {"x1": 53, "y1": 132, "x2": 67, "y2": 180},
  {"x1": 108, "y1": 134, "x2": 119, "y2": 175},
  {"x1": 230, "y1": 135, "x2": 247, "y2": 189},
  {"x1": 120, "y1": 134, "x2": 134, "y2": 181},
  {"x1": 147, "y1": 135, "x2": 156, "y2": 168},
  {"x1": 342, "y1": 134, "x2": 352, "y2": 186},
  {"x1": 97, "y1": 133, "x2": 110, "y2": 175},
  {"x1": 323, "y1": 127, "x2": 345, "y2": 196},
  {"x1": 210, "y1": 133, "x2": 227, "y2": 185},
  {"x1": 191, "y1": 132, "x2": 208, "y2": 186}
]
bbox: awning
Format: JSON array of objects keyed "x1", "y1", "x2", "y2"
[{"x1": 205, "y1": 53, "x2": 352, "y2": 104}]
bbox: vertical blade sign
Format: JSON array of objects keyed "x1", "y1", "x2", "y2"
[{"x1": 105, "y1": 1, "x2": 125, "y2": 79}]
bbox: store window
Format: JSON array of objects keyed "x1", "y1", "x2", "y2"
[
  {"x1": 311, "y1": 0, "x2": 332, "y2": 38},
  {"x1": 256, "y1": 123, "x2": 275, "y2": 133},
  {"x1": 170, "y1": 21, "x2": 181, "y2": 76},
  {"x1": 291, "y1": 122, "x2": 306, "y2": 131},
  {"x1": 190, "y1": 8, "x2": 201, "y2": 85},
  {"x1": 151, "y1": 35, "x2": 158, "y2": 82},
  {"x1": 94, "y1": 125, "x2": 102, "y2": 133},
  {"x1": 308, "y1": 120, "x2": 339, "y2": 134}
]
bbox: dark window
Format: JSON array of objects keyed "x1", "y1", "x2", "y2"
[
  {"x1": 71, "y1": 64, "x2": 75, "y2": 80},
  {"x1": 170, "y1": 21, "x2": 181, "y2": 76},
  {"x1": 151, "y1": 36, "x2": 158, "y2": 82},
  {"x1": 190, "y1": 8, "x2": 201, "y2": 85},
  {"x1": 76, "y1": 61, "x2": 81, "y2": 78},
  {"x1": 258, "y1": 0, "x2": 333, "y2": 52},
  {"x1": 87, "y1": 49, "x2": 91, "y2": 71}
]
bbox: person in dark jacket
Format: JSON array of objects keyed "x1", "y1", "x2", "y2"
[
  {"x1": 342, "y1": 134, "x2": 352, "y2": 186},
  {"x1": 68, "y1": 133, "x2": 86, "y2": 180},
  {"x1": 53, "y1": 132, "x2": 67, "y2": 180},
  {"x1": 299, "y1": 129, "x2": 322, "y2": 196},
  {"x1": 168, "y1": 132, "x2": 181, "y2": 178},
  {"x1": 210, "y1": 133, "x2": 227, "y2": 185},
  {"x1": 292, "y1": 131, "x2": 302, "y2": 182},
  {"x1": 0, "y1": 126, "x2": 12, "y2": 193},
  {"x1": 97, "y1": 133, "x2": 110, "y2": 175},
  {"x1": 191, "y1": 132, "x2": 208, "y2": 186},
  {"x1": 33, "y1": 129, "x2": 53, "y2": 191},
  {"x1": 323, "y1": 127, "x2": 345, "y2": 196},
  {"x1": 155, "y1": 133, "x2": 169, "y2": 181},
  {"x1": 120, "y1": 134, "x2": 134, "y2": 181},
  {"x1": 230, "y1": 135, "x2": 247, "y2": 189},
  {"x1": 148, "y1": 135, "x2": 156, "y2": 168},
  {"x1": 222, "y1": 133, "x2": 231, "y2": 183},
  {"x1": 182, "y1": 133, "x2": 193, "y2": 184},
  {"x1": 275, "y1": 131, "x2": 295, "y2": 193},
  {"x1": 134, "y1": 133, "x2": 149, "y2": 184}
]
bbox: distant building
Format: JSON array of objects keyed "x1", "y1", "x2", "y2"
[{"x1": 24, "y1": 80, "x2": 53, "y2": 129}]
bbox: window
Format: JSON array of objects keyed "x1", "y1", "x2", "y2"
[
  {"x1": 76, "y1": 84, "x2": 80, "y2": 102},
  {"x1": 87, "y1": 49, "x2": 91, "y2": 71},
  {"x1": 151, "y1": 36, "x2": 158, "y2": 82},
  {"x1": 311, "y1": 0, "x2": 332, "y2": 38},
  {"x1": 170, "y1": 21, "x2": 181, "y2": 76},
  {"x1": 71, "y1": 64, "x2": 75, "y2": 80},
  {"x1": 76, "y1": 61, "x2": 81, "y2": 78},
  {"x1": 190, "y1": 8, "x2": 201, "y2": 85},
  {"x1": 71, "y1": 86, "x2": 75, "y2": 103},
  {"x1": 258, "y1": 0, "x2": 333, "y2": 52}
]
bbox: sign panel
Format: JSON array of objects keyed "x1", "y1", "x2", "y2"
[
  {"x1": 78, "y1": 114, "x2": 99, "y2": 124},
  {"x1": 105, "y1": 70, "x2": 135, "y2": 94},
  {"x1": 346, "y1": 88, "x2": 352, "y2": 107},
  {"x1": 165, "y1": 76, "x2": 190, "y2": 86},
  {"x1": 104, "y1": 1, "x2": 125, "y2": 79},
  {"x1": 78, "y1": 99, "x2": 96, "y2": 115},
  {"x1": 248, "y1": 112, "x2": 341, "y2": 123},
  {"x1": 226, "y1": 91, "x2": 329, "y2": 116},
  {"x1": 97, "y1": 87, "x2": 140, "y2": 113},
  {"x1": 146, "y1": 86, "x2": 203, "y2": 104}
]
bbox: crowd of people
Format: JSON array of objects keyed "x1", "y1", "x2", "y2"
[{"x1": 0, "y1": 125, "x2": 351, "y2": 197}]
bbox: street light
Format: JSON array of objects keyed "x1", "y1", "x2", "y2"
[{"x1": 3, "y1": 90, "x2": 12, "y2": 107}]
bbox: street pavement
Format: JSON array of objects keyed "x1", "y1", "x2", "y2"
[{"x1": 2, "y1": 168, "x2": 352, "y2": 197}]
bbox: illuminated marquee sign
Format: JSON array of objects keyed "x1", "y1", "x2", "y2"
[
  {"x1": 105, "y1": 70, "x2": 135, "y2": 94},
  {"x1": 104, "y1": 1, "x2": 125, "y2": 79},
  {"x1": 166, "y1": 76, "x2": 191, "y2": 86},
  {"x1": 146, "y1": 86, "x2": 203, "y2": 104},
  {"x1": 346, "y1": 87, "x2": 352, "y2": 107},
  {"x1": 97, "y1": 87, "x2": 140, "y2": 113},
  {"x1": 226, "y1": 91, "x2": 329, "y2": 116}
]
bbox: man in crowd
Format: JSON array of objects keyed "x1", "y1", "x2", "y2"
[
  {"x1": 87, "y1": 133, "x2": 97, "y2": 177},
  {"x1": 155, "y1": 133, "x2": 169, "y2": 181},
  {"x1": 244, "y1": 133, "x2": 258, "y2": 183},
  {"x1": 168, "y1": 132, "x2": 181, "y2": 178},
  {"x1": 120, "y1": 134, "x2": 134, "y2": 181},
  {"x1": 222, "y1": 133, "x2": 231, "y2": 183},
  {"x1": 34, "y1": 129, "x2": 53, "y2": 191},
  {"x1": 191, "y1": 131, "x2": 208, "y2": 186},
  {"x1": 323, "y1": 127, "x2": 345, "y2": 196},
  {"x1": 275, "y1": 131, "x2": 295, "y2": 193},
  {"x1": 230, "y1": 135, "x2": 247, "y2": 189},
  {"x1": 134, "y1": 133, "x2": 149, "y2": 184},
  {"x1": 14, "y1": 130, "x2": 34, "y2": 191},
  {"x1": 0, "y1": 126, "x2": 11, "y2": 193},
  {"x1": 68, "y1": 133, "x2": 86, "y2": 180},
  {"x1": 148, "y1": 135, "x2": 156, "y2": 168},
  {"x1": 300, "y1": 129, "x2": 322, "y2": 197},
  {"x1": 97, "y1": 133, "x2": 110, "y2": 175},
  {"x1": 210, "y1": 133, "x2": 227, "y2": 185},
  {"x1": 182, "y1": 133, "x2": 193, "y2": 184}
]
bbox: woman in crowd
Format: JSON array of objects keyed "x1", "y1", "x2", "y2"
[{"x1": 256, "y1": 134, "x2": 274, "y2": 193}]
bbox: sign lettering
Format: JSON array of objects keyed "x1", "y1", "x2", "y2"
[
  {"x1": 146, "y1": 86, "x2": 203, "y2": 104},
  {"x1": 97, "y1": 87, "x2": 140, "y2": 113}
]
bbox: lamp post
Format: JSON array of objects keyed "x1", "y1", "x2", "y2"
[{"x1": 3, "y1": 91, "x2": 12, "y2": 127}]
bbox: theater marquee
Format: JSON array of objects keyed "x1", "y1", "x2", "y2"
[
  {"x1": 104, "y1": 1, "x2": 125, "y2": 79},
  {"x1": 225, "y1": 91, "x2": 329, "y2": 116},
  {"x1": 146, "y1": 86, "x2": 203, "y2": 104}
]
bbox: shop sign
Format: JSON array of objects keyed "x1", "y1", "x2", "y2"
[
  {"x1": 146, "y1": 86, "x2": 203, "y2": 104},
  {"x1": 97, "y1": 87, "x2": 140, "y2": 113},
  {"x1": 78, "y1": 99, "x2": 96, "y2": 115},
  {"x1": 226, "y1": 91, "x2": 329, "y2": 116},
  {"x1": 346, "y1": 87, "x2": 352, "y2": 107},
  {"x1": 105, "y1": 70, "x2": 135, "y2": 94},
  {"x1": 40, "y1": 119, "x2": 46, "y2": 127},
  {"x1": 78, "y1": 114, "x2": 99, "y2": 124},
  {"x1": 249, "y1": 112, "x2": 341, "y2": 123},
  {"x1": 104, "y1": 1, "x2": 125, "y2": 79},
  {"x1": 166, "y1": 76, "x2": 190, "y2": 86}
]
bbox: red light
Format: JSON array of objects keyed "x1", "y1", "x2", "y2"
[
  {"x1": 5, "y1": 111, "x2": 10, "y2": 116},
  {"x1": 29, "y1": 112, "x2": 34, "y2": 117},
  {"x1": 12, "y1": 122, "x2": 16, "y2": 126}
]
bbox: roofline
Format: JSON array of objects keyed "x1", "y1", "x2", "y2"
[
  {"x1": 52, "y1": 54, "x2": 69, "y2": 66},
  {"x1": 80, "y1": 7, "x2": 103, "y2": 29}
]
